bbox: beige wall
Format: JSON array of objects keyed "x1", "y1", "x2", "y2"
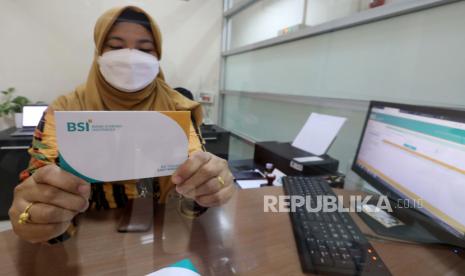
[{"x1": 0, "y1": 0, "x2": 222, "y2": 129}]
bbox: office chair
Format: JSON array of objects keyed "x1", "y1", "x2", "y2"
[{"x1": 174, "y1": 87, "x2": 194, "y2": 101}]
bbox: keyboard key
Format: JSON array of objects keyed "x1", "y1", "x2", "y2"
[
  {"x1": 312, "y1": 255, "x2": 334, "y2": 266},
  {"x1": 334, "y1": 259, "x2": 356, "y2": 270},
  {"x1": 330, "y1": 213, "x2": 339, "y2": 223}
]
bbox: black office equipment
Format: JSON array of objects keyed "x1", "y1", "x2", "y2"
[
  {"x1": 0, "y1": 128, "x2": 32, "y2": 219},
  {"x1": 173, "y1": 87, "x2": 230, "y2": 160},
  {"x1": 283, "y1": 176, "x2": 391, "y2": 276},
  {"x1": 254, "y1": 141, "x2": 339, "y2": 176},
  {"x1": 200, "y1": 124, "x2": 230, "y2": 160},
  {"x1": 233, "y1": 170, "x2": 263, "y2": 180},
  {"x1": 352, "y1": 101, "x2": 465, "y2": 248}
]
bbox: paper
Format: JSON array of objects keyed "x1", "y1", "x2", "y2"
[
  {"x1": 361, "y1": 204, "x2": 404, "y2": 228},
  {"x1": 236, "y1": 179, "x2": 267, "y2": 189},
  {"x1": 292, "y1": 113, "x2": 346, "y2": 156},
  {"x1": 147, "y1": 259, "x2": 200, "y2": 276},
  {"x1": 55, "y1": 111, "x2": 190, "y2": 183},
  {"x1": 271, "y1": 168, "x2": 286, "y2": 186},
  {"x1": 236, "y1": 168, "x2": 286, "y2": 188},
  {"x1": 293, "y1": 156, "x2": 323, "y2": 163}
]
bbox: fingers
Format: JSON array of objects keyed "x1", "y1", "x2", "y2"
[
  {"x1": 15, "y1": 182, "x2": 89, "y2": 213},
  {"x1": 195, "y1": 183, "x2": 236, "y2": 207},
  {"x1": 33, "y1": 164, "x2": 90, "y2": 199},
  {"x1": 183, "y1": 176, "x2": 223, "y2": 198},
  {"x1": 173, "y1": 151, "x2": 236, "y2": 207},
  {"x1": 176, "y1": 161, "x2": 223, "y2": 196},
  {"x1": 10, "y1": 213, "x2": 70, "y2": 243},
  {"x1": 13, "y1": 222, "x2": 70, "y2": 244},
  {"x1": 13, "y1": 199, "x2": 77, "y2": 224},
  {"x1": 9, "y1": 201, "x2": 72, "y2": 243},
  {"x1": 171, "y1": 151, "x2": 212, "y2": 186},
  {"x1": 8, "y1": 165, "x2": 89, "y2": 243},
  {"x1": 174, "y1": 153, "x2": 228, "y2": 195}
]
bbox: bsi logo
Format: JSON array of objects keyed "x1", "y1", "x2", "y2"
[{"x1": 67, "y1": 119, "x2": 92, "y2": 132}]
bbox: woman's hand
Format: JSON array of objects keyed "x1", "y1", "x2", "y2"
[
  {"x1": 172, "y1": 152, "x2": 235, "y2": 207},
  {"x1": 9, "y1": 164, "x2": 90, "y2": 243}
]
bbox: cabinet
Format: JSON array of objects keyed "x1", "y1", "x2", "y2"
[
  {"x1": 200, "y1": 125, "x2": 230, "y2": 160},
  {"x1": 0, "y1": 128, "x2": 32, "y2": 219}
]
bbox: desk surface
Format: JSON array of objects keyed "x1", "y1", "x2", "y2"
[{"x1": 1, "y1": 187, "x2": 464, "y2": 276}]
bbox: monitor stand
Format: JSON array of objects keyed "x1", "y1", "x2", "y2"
[{"x1": 358, "y1": 196, "x2": 464, "y2": 247}]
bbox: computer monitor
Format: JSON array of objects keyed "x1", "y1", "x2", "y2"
[
  {"x1": 22, "y1": 105, "x2": 48, "y2": 127},
  {"x1": 352, "y1": 101, "x2": 465, "y2": 246}
]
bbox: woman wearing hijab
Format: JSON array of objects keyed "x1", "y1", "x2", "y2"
[{"x1": 8, "y1": 6, "x2": 236, "y2": 243}]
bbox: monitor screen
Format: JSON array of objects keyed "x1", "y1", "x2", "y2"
[
  {"x1": 352, "y1": 101, "x2": 465, "y2": 237},
  {"x1": 22, "y1": 105, "x2": 48, "y2": 127}
]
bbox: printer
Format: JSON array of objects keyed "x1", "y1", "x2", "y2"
[{"x1": 254, "y1": 141, "x2": 339, "y2": 176}]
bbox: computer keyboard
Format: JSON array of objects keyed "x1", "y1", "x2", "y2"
[{"x1": 283, "y1": 176, "x2": 391, "y2": 276}]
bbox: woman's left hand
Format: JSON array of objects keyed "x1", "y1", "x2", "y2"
[{"x1": 171, "y1": 151, "x2": 235, "y2": 207}]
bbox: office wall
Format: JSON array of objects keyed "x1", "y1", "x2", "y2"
[
  {"x1": 0, "y1": 0, "x2": 222, "y2": 130},
  {"x1": 304, "y1": 0, "x2": 406, "y2": 26},
  {"x1": 229, "y1": 0, "x2": 408, "y2": 49},
  {"x1": 306, "y1": 0, "x2": 360, "y2": 26},
  {"x1": 223, "y1": 1, "x2": 465, "y2": 172}
]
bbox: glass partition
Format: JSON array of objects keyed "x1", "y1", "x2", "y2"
[
  {"x1": 220, "y1": 0, "x2": 465, "y2": 198},
  {"x1": 224, "y1": 2, "x2": 465, "y2": 106}
]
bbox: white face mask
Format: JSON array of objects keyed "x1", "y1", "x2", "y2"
[{"x1": 97, "y1": 48, "x2": 160, "y2": 93}]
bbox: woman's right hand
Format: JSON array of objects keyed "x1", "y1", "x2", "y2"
[{"x1": 8, "y1": 164, "x2": 90, "y2": 243}]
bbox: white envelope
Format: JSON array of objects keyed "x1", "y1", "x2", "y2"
[{"x1": 55, "y1": 111, "x2": 191, "y2": 183}]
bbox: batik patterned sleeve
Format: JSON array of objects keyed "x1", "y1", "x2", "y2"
[
  {"x1": 18, "y1": 107, "x2": 77, "y2": 244},
  {"x1": 19, "y1": 108, "x2": 59, "y2": 181}
]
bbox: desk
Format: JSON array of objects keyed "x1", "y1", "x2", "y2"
[{"x1": 1, "y1": 187, "x2": 464, "y2": 275}]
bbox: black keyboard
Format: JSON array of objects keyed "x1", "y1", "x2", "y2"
[{"x1": 283, "y1": 176, "x2": 391, "y2": 275}]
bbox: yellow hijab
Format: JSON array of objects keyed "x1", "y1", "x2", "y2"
[{"x1": 51, "y1": 6, "x2": 202, "y2": 126}]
